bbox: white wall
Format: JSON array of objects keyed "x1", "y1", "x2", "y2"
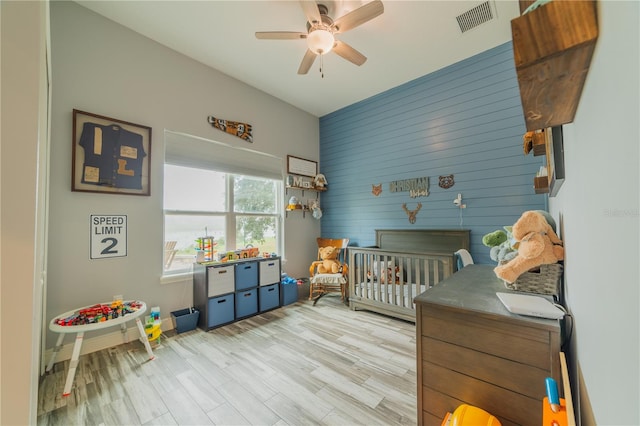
[
  {"x1": 47, "y1": 1, "x2": 320, "y2": 347},
  {"x1": 548, "y1": 1, "x2": 639, "y2": 424},
  {"x1": 0, "y1": 1, "x2": 48, "y2": 424}
]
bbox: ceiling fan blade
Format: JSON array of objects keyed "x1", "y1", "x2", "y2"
[
  {"x1": 332, "y1": 0, "x2": 384, "y2": 33},
  {"x1": 299, "y1": 1, "x2": 321, "y2": 25},
  {"x1": 298, "y1": 49, "x2": 317, "y2": 74},
  {"x1": 255, "y1": 31, "x2": 307, "y2": 40},
  {"x1": 332, "y1": 40, "x2": 367, "y2": 66}
]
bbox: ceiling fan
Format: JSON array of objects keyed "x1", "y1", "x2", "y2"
[{"x1": 255, "y1": 0, "x2": 384, "y2": 75}]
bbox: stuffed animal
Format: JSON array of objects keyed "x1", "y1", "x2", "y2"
[
  {"x1": 287, "y1": 195, "x2": 299, "y2": 211},
  {"x1": 311, "y1": 246, "x2": 342, "y2": 274},
  {"x1": 310, "y1": 199, "x2": 323, "y2": 219},
  {"x1": 313, "y1": 174, "x2": 328, "y2": 189},
  {"x1": 367, "y1": 262, "x2": 400, "y2": 284},
  {"x1": 494, "y1": 211, "x2": 564, "y2": 283},
  {"x1": 482, "y1": 228, "x2": 517, "y2": 264}
]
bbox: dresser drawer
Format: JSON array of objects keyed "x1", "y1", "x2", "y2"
[
  {"x1": 422, "y1": 336, "x2": 549, "y2": 398},
  {"x1": 422, "y1": 361, "x2": 540, "y2": 425},
  {"x1": 421, "y1": 308, "x2": 552, "y2": 370},
  {"x1": 207, "y1": 265, "x2": 235, "y2": 297}
]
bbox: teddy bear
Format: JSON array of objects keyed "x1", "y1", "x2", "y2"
[
  {"x1": 494, "y1": 211, "x2": 564, "y2": 283},
  {"x1": 310, "y1": 246, "x2": 342, "y2": 275},
  {"x1": 482, "y1": 227, "x2": 518, "y2": 264}
]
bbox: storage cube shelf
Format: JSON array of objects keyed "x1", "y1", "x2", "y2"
[{"x1": 193, "y1": 257, "x2": 282, "y2": 331}]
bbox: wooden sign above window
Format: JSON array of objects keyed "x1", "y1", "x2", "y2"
[{"x1": 287, "y1": 155, "x2": 317, "y2": 178}]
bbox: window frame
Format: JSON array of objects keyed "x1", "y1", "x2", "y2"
[{"x1": 163, "y1": 165, "x2": 283, "y2": 277}]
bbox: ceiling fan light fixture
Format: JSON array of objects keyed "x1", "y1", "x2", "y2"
[{"x1": 307, "y1": 28, "x2": 334, "y2": 55}]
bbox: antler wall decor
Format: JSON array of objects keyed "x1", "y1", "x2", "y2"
[{"x1": 402, "y1": 203, "x2": 422, "y2": 224}]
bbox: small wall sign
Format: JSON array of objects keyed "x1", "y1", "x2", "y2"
[
  {"x1": 389, "y1": 176, "x2": 430, "y2": 198},
  {"x1": 90, "y1": 215, "x2": 127, "y2": 259}
]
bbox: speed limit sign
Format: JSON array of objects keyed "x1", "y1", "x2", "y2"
[{"x1": 90, "y1": 215, "x2": 127, "y2": 259}]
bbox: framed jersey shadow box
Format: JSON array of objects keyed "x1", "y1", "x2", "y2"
[{"x1": 72, "y1": 109, "x2": 151, "y2": 196}]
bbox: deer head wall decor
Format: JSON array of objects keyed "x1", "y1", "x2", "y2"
[{"x1": 402, "y1": 203, "x2": 422, "y2": 224}]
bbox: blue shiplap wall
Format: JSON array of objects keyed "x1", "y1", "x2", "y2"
[{"x1": 319, "y1": 42, "x2": 546, "y2": 264}]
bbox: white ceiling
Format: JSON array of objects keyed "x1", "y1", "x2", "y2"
[{"x1": 76, "y1": 0, "x2": 520, "y2": 117}]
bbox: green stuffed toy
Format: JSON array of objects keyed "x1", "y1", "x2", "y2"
[
  {"x1": 482, "y1": 227, "x2": 517, "y2": 264},
  {"x1": 482, "y1": 210, "x2": 557, "y2": 265}
]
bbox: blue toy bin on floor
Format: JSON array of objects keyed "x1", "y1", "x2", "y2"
[
  {"x1": 171, "y1": 308, "x2": 200, "y2": 333},
  {"x1": 280, "y1": 281, "x2": 299, "y2": 306}
]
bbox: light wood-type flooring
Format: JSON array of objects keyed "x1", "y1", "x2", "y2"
[{"x1": 37, "y1": 296, "x2": 418, "y2": 425}]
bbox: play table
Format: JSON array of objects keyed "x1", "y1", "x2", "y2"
[{"x1": 46, "y1": 300, "x2": 155, "y2": 396}]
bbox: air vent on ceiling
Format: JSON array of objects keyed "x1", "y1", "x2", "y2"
[{"x1": 456, "y1": 1, "x2": 495, "y2": 33}]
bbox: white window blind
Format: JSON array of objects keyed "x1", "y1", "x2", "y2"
[{"x1": 164, "y1": 130, "x2": 283, "y2": 180}]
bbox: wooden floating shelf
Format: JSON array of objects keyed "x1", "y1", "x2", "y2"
[
  {"x1": 534, "y1": 175, "x2": 550, "y2": 194},
  {"x1": 286, "y1": 185, "x2": 326, "y2": 192},
  {"x1": 512, "y1": 0, "x2": 598, "y2": 131}
]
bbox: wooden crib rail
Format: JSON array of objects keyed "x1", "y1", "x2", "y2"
[{"x1": 348, "y1": 247, "x2": 454, "y2": 322}]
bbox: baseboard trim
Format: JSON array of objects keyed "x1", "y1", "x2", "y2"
[{"x1": 43, "y1": 317, "x2": 172, "y2": 365}]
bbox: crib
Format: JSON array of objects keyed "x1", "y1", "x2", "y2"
[{"x1": 348, "y1": 229, "x2": 470, "y2": 322}]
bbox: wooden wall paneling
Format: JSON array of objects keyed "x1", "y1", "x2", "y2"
[{"x1": 319, "y1": 42, "x2": 545, "y2": 263}]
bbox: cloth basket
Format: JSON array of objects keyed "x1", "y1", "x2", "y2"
[{"x1": 504, "y1": 263, "x2": 563, "y2": 295}]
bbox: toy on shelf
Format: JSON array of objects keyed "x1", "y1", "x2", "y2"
[
  {"x1": 286, "y1": 195, "x2": 302, "y2": 211},
  {"x1": 313, "y1": 173, "x2": 327, "y2": 189},
  {"x1": 197, "y1": 235, "x2": 216, "y2": 263}
]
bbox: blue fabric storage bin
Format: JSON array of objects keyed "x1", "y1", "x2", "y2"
[
  {"x1": 259, "y1": 283, "x2": 280, "y2": 312},
  {"x1": 235, "y1": 288, "x2": 258, "y2": 318},
  {"x1": 281, "y1": 282, "x2": 298, "y2": 306},
  {"x1": 207, "y1": 294, "x2": 234, "y2": 328},
  {"x1": 171, "y1": 308, "x2": 200, "y2": 333},
  {"x1": 235, "y1": 261, "x2": 258, "y2": 290},
  {"x1": 259, "y1": 259, "x2": 281, "y2": 286}
]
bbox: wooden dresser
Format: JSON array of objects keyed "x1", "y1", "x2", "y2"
[{"x1": 415, "y1": 265, "x2": 561, "y2": 425}]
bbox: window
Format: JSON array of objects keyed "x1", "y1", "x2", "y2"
[
  {"x1": 163, "y1": 165, "x2": 282, "y2": 274},
  {"x1": 163, "y1": 131, "x2": 283, "y2": 275}
]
